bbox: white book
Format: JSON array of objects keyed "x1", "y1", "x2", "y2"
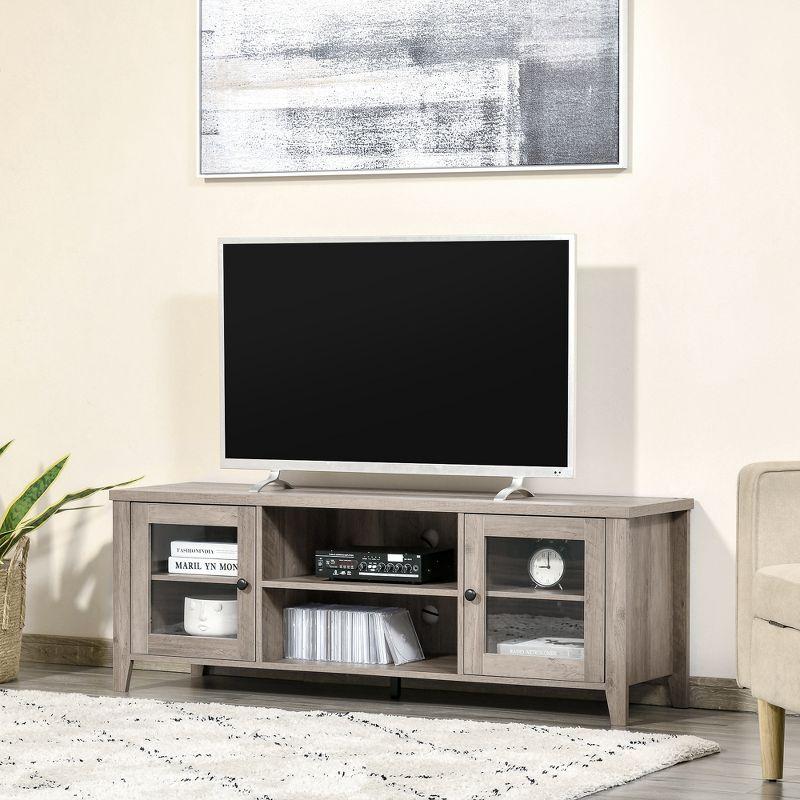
[
  {"x1": 329, "y1": 608, "x2": 341, "y2": 662},
  {"x1": 281, "y1": 603, "x2": 424, "y2": 666},
  {"x1": 170, "y1": 541, "x2": 238, "y2": 559},
  {"x1": 167, "y1": 556, "x2": 238, "y2": 576},
  {"x1": 370, "y1": 612, "x2": 392, "y2": 664},
  {"x1": 381, "y1": 608, "x2": 425, "y2": 665},
  {"x1": 315, "y1": 606, "x2": 328, "y2": 661},
  {"x1": 496, "y1": 637, "x2": 585, "y2": 660},
  {"x1": 283, "y1": 607, "x2": 296, "y2": 658}
]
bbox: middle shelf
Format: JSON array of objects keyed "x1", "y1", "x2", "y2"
[
  {"x1": 152, "y1": 573, "x2": 239, "y2": 585},
  {"x1": 486, "y1": 585, "x2": 585, "y2": 602},
  {"x1": 261, "y1": 574, "x2": 459, "y2": 596}
]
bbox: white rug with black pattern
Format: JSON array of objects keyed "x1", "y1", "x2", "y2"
[{"x1": 0, "y1": 688, "x2": 718, "y2": 800}]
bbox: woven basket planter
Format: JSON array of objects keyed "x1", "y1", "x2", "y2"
[{"x1": 0, "y1": 537, "x2": 29, "y2": 684}]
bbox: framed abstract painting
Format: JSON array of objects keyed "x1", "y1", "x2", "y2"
[{"x1": 198, "y1": 0, "x2": 627, "y2": 177}]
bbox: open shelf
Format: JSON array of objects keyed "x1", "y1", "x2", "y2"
[
  {"x1": 261, "y1": 654, "x2": 458, "y2": 678},
  {"x1": 486, "y1": 585, "x2": 585, "y2": 602},
  {"x1": 261, "y1": 574, "x2": 458, "y2": 597},
  {"x1": 151, "y1": 573, "x2": 239, "y2": 585}
]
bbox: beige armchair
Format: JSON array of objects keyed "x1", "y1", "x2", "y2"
[{"x1": 738, "y1": 462, "x2": 800, "y2": 780}]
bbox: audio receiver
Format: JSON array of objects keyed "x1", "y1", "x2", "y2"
[{"x1": 315, "y1": 547, "x2": 455, "y2": 584}]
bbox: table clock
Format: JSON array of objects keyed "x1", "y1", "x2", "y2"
[{"x1": 528, "y1": 541, "x2": 569, "y2": 589}]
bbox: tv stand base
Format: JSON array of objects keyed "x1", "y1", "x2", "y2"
[
  {"x1": 110, "y1": 483, "x2": 693, "y2": 727},
  {"x1": 250, "y1": 470, "x2": 293, "y2": 493},
  {"x1": 494, "y1": 476, "x2": 535, "y2": 501}
]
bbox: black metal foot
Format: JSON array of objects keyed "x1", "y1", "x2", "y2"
[{"x1": 389, "y1": 677, "x2": 401, "y2": 700}]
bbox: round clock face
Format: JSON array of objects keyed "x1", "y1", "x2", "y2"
[{"x1": 528, "y1": 547, "x2": 565, "y2": 588}]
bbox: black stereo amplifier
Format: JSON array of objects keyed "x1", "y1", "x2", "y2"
[{"x1": 315, "y1": 547, "x2": 455, "y2": 584}]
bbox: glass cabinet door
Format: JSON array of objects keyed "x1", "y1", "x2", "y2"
[
  {"x1": 463, "y1": 515, "x2": 604, "y2": 682},
  {"x1": 130, "y1": 503, "x2": 256, "y2": 661}
]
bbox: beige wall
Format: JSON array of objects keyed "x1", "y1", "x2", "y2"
[{"x1": 2, "y1": 0, "x2": 799, "y2": 679}]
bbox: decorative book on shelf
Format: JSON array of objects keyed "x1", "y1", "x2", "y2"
[
  {"x1": 168, "y1": 541, "x2": 238, "y2": 575},
  {"x1": 170, "y1": 541, "x2": 238, "y2": 559},
  {"x1": 167, "y1": 557, "x2": 238, "y2": 576},
  {"x1": 284, "y1": 604, "x2": 424, "y2": 666},
  {"x1": 496, "y1": 637, "x2": 585, "y2": 660}
]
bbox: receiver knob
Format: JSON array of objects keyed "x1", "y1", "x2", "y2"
[
  {"x1": 464, "y1": 588, "x2": 477, "y2": 601},
  {"x1": 236, "y1": 578, "x2": 249, "y2": 590}
]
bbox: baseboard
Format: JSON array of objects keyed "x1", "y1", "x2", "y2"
[
  {"x1": 21, "y1": 633, "x2": 754, "y2": 712},
  {"x1": 21, "y1": 634, "x2": 189, "y2": 674},
  {"x1": 633, "y1": 676, "x2": 756, "y2": 713}
]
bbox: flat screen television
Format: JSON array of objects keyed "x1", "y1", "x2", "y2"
[{"x1": 220, "y1": 236, "x2": 575, "y2": 481}]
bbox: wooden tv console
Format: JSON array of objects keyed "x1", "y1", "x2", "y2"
[{"x1": 110, "y1": 483, "x2": 692, "y2": 726}]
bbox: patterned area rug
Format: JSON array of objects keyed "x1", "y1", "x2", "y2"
[{"x1": 0, "y1": 689, "x2": 718, "y2": 799}]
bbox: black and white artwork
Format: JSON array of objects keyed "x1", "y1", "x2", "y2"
[{"x1": 199, "y1": 0, "x2": 625, "y2": 177}]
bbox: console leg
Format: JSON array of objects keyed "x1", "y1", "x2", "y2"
[
  {"x1": 113, "y1": 658, "x2": 133, "y2": 693},
  {"x1": 390, "y1": 677, "x2": 402, "y2": 700},
  {"x1": 667, "y1": 668, "x2": 689, "y2": 708},
  {"x1": 190, "y1": 664, "x2": 208, "y2": 679},
  {"x1": 493, "y1": 477, "x2": 534, "y2": 502},
  {"x1": 605, "y1": 682, "x2": 629, "y2": 727},
  {"x1": 250, "y1": 470, "x2": 293, "y2": 493},
  {"x1": 668, "y1": 510, "x2": 690, "y2": 708}
]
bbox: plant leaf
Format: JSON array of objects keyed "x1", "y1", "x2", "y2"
[
  {"x1": 0, "y1": 455, "x2": 69, "y2": 533},
  {"x1": 21, "y1": 475, "x2": 142, "y2": 533},
  {"x1": 0, "y1": 532, "x2": 22, "y2": 561},
  {"x1": 0, "y1": 440, "x2": 12, "y2": 458},
  {"x1": 0, "y1": 476, "x2": 141, "y2": 561},
  {"x1": 1, "y1": 476, "x2": 142, "y2": 553}
]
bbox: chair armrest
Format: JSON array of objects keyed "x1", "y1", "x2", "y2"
[{"x1": 738, "y1": 462, "x2": 800, "y2": 687}]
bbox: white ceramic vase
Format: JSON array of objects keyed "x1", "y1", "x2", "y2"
[{"x1": 183, "y1": 596, "x2": 237, "y2": 637}]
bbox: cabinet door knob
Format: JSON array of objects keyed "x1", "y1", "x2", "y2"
[
  {"x1": 236, "y1": 578, "x2": 249, "y2": 590},
  {"x1": 464, "y1": 588, "x2": 477, "y2": 601}
]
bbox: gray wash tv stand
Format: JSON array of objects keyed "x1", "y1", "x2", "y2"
[{"x1": 110, "y1": 483, "x2": 692, "y2": 726}]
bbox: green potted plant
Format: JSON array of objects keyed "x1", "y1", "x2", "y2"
[{"x1": 0, "y1": 440, "x2": 138, "y2": 683}]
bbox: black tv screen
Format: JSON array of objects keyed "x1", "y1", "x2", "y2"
[{"x1": 221, "y1": 238, "x2": 574, "y2": 477}]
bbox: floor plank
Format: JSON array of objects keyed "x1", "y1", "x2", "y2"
[{"x1": 5, "y1": 662, "x2": 799, "y2": 798}]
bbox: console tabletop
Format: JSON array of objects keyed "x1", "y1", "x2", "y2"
[{"x1": 111, "y1": 482, "x2": 692, "y2": 519}]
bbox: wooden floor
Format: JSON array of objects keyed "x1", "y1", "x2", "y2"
[{"x1": 7, "y1": 662, "x2": 800, "y2": 798}]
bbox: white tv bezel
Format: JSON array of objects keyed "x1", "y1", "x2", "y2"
[{"x1": 219, "y1": 235, "x2": 576, "y2": 479}]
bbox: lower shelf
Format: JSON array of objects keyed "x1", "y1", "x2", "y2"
[
  {"x1": 128, "y1": 652, "x2": 608, "y2": 689},
  {"x1": 260, "y1": 654, "x2": 458, "y2": 679}
]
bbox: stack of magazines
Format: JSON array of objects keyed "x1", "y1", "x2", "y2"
[
  {"x1": 167, "y1": 540, "x2": 238, "y2": 576},
  {"x1": 283, "y1": 604, "x2": 425, "y2": 666},
  {"x1": 497, "y1": 636, "x2": 585, "y2": 660}
]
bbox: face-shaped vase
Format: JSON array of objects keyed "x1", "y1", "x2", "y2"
[{"x1": 184, "y1": 596, "x2": 237, "y2": 637}]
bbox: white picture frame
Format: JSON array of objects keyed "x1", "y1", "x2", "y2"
[{"x1": 198, "y1": 2, "x2": 628, "y2": 179}]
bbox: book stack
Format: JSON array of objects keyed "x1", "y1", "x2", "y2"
[
  {"x1": 167, "y1": 541, "x2": 238, "y2": 576},
  {"x1": 497, "y1": 636, "x2": 585, "y2": 660},
  {"x1": 283, "y1": 604, "x2": 425, "y2": 666},
  {"x1": 488, "y1": 612, "x2": 584, "y2": 643}
]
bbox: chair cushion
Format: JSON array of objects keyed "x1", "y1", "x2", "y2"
[{"x1": 753, "y1": 563, "x2": 800, "y2": 631}]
